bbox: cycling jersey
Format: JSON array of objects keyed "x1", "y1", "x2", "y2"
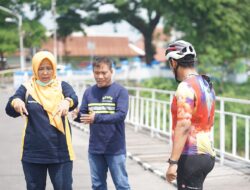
[{"x1": 171, "y1": 75, "x2": 216, "y2": 156}]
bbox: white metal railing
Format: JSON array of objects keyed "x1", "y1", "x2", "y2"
[
  {"x1": 4, "y1": 71, "x2": 249, "y2": 166},
  {"x1": 67, "y1": 80, "x2": 250, "y2": 166},
  {"x1": 126, "y1": 86, "x2": 250, "y2": 165}
]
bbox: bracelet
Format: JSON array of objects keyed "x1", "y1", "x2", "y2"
[{"x1": 167, "y1": 158, "x2": 178, "y2": 165}]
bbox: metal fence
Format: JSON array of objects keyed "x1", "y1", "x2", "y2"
[
  {"x1": 125, "y1": 86, "x2": 250, "y2": 165},
  {"x1": 68, "y1": 80, "x2": 250, "y2": 165},
  {"x1": 4, "y1": 71, "x2": 249, "y2": 166}
]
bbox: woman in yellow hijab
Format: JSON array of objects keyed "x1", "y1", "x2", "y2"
[{"x1": 6, "y1": 51, "x2": 78, "y2": 190}]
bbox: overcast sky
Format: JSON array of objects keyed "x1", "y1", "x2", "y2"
[{"x1": 40, "y1": 11, "x2": 141, "y2": 42}]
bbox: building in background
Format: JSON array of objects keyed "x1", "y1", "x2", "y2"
[{"x1": 41, "y1": 34, "x2": 143, "y2": 68}]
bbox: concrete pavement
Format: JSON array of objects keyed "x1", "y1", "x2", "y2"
[
  {"x1": 0, "y1": 88, "x2": 175, "y2": 190},
  {"x1": 1, "y1": 86, "x2": 250, "y2": 190}
]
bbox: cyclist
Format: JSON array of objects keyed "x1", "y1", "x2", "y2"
[{"x1": 165, "y1": 40, "x2": 216, "y2": 190}]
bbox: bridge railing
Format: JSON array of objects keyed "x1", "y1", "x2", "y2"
[
  {"x1": 125, "y1": 86, "x2": 250, "y2": 165},
  {"x1": 68, "y1": 80, "x2": 250, "y2": 165},
  {"x1": 3, "y1": 71, "x2": 249, "y2": 166}
]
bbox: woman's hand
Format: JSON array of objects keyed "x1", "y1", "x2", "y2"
[
  {"x1": 12, "y1": 98, "x2": 28, "y2": 116},
  {"x1": 71, "y1": 107, "x2": 79, "y2": 120},
  {"x1": 55, "y1": 99, "x2": 70, "y2": 117}
]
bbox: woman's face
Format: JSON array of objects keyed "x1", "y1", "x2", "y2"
[{"x1": 37, "y1": 59, "x2": 54, "y2": 83}]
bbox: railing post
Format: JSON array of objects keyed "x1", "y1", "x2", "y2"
[
  {"x1": 139, "y1": 98, "x2": 144, "y2": 127},
  {"x1": 145, "y1": 100, "x2": 149, "y2": 127},
  {"x1": 220, "y1": 99, "x2": 225, "y2": 165},
  {"x1": 126, "y1": 96, "x2": 131, "y2": 122},
  {"x1": 162, "y1": 102, "x2": 167, "y2": 133},
  {"x1": 156, "y1": 102, "x2": 161, "y2": 135},
  {"x1": 131, "y1": 96, "x2": 135, "y2": 126},
  {"x1": 151, "y1": 90, "x2": 156, "y2": 137},
  {"x1": 232, "y1": 115, "x2": 237, "y2": 156},
  {"x1": 135, "y1": 89, "x2": 140, "y2": 132},
  {"x1": 245, "y1": 119, "x2": 249, "y2": 160}
]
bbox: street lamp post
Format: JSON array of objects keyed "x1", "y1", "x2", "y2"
[
  {"x1": 0, "y1": 5, "x2": 25, "y2": 71},
  {"x1": 51, "y1": 0, "x2": 57, "y2": 63}
]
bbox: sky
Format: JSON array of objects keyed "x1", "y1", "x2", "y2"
[
  {"x1": 23, "y1": 3, "x2": 141, "y2": 42},
  {"x1": 40, "y1": 11, "x2": 142, "y2": 42}
]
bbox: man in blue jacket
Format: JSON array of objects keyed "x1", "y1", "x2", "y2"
[{"x1": 76, "y1": 56, "x2": 130, "y2": 190}]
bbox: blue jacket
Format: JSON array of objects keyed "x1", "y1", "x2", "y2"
[
  {"x1": 79, "y1": 82, "x2": 128, "y2": 155},
  {"x1": 5, "y1": 81, "x2": 78, "y2": 163}
]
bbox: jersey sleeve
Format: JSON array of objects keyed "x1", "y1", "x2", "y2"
[{"x1": 175, "y1": 82, "x2": 195, "y2": 122}]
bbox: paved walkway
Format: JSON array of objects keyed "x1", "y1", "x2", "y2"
[
  {"x1": 124, "y1": 126, "x2": 250, "y2": 190},
  {"x1": 1, "y1": 87, "x2": 250, "y2": 190},
  {"x1": 73, "y1": 122, "x2": 250, "y2": 190},
  {"x1": 0, "y1": 88, "x2": 174, "y2": 190}
]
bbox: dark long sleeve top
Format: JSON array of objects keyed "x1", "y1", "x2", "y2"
[
  {"x1": 5, "y1": 81, "x2": 78, "y2": 163},
  {"x1": 78, "y1": 82, "x2": 129, "y2": 155}
]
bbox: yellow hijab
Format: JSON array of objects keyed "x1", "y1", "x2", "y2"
[{"x1": 24, "y1": 51, "x2": 65, "y2": 134}]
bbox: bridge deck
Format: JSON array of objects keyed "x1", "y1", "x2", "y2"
[
  {"x1": 0, "y1": 89, "x2": 173, "y2": 190},
  {"x1": 1, "y1": 87, "x2": 249, "y2": 190},
  {"x1": 124, "y1": 125, "x2": 250, "y2": 190}
]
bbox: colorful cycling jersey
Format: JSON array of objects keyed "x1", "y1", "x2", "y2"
[{"x1": 171, "y1": 75, "x2": 216, "y2": 156}]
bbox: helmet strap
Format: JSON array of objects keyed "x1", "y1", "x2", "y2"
[{"x1": 173, "y1": 63, "x2": 181, "y2": 83}]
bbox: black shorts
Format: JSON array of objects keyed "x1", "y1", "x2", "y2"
[{"x1": 177, "y1": 154, "x2": 215, "y2": 190}]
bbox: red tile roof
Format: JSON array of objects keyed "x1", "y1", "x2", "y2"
[{"x1": 42, "y1": 36, "x2": 140, "y2": 57}]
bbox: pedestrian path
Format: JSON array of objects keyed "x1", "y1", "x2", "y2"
[
  {"x1": 0, "y1": 89, "x2": 174, "y2": 190},
  {"x1": 124, "y1": 125, "x2": 250, "y2": 190},
  {"x1": 71, "y1": 121, "x2": 250, "y2": 190},
  {"x1": 1, "y1": 87, "x2": 250, "y2": 190}
]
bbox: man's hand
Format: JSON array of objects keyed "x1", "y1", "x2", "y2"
[
  {"x1": 12, "y1": 98, "x2": 28, "y2": 116},
  {"x1": 166, "y1": 164, "x2": 178, "y2": 183},
  {"x1": 80, "y1": 112, "x2": 95, "y2": 124}
]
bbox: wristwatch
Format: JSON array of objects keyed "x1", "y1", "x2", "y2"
[{"x1": 167, "y1": 158, "x2": 178, "y2": 165}]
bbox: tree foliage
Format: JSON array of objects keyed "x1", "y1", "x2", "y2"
[
  {"x1": 1, "y1": 0, "x2": 250, "y2": 73},
  {"x1": 163, "y1": 0, "x2": 250, "y2": 75},
  {"x1": 0, "y1": 0, "x2": 47, "y2": 59},
  {"x1": 0, "y1": 1, "x2": 19, "y2": 56},
  {"x1": 55, "y1": 0, "x2": 170, "y2": 64},
  {"x1": 23, "y1": 20, "x2": 47, "y2": 48}
]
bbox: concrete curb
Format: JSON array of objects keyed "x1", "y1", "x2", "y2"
[
  {"x1": 127, "y1": 152, "x2": 177, "y2": 188},
  {"x1": 127, "y1": 152, "x2": 166, "y2": 180},
  {"x1": 70, "y1": 121, "x2": 177, "y2": 187}
]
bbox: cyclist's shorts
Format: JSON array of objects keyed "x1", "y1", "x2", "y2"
[{"x1": 177, "y1": 154, "x2": 215, "y2": 190}]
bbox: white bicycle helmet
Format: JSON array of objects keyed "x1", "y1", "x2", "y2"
[{"x1": 165, "y1": 40, "x2": 196, "y2": 60}]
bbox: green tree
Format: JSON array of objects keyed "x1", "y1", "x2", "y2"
[
  {"x1": 0, "y1": 28, "x2": 18, "y2": 69},
  {"x1": 56, "y1": 9, "x2": 84, "y2": 61},
  {"x1": 56, "y1": 0, "x2": 169, "y2": 65},
  {"x1": 0, "y1": 0, "x2": 47, "y2": 68},
  {"x1": 163, "y1": 0, "x2": 250, "y2": 75},
  {"x1": 23, "y1": 20, "x2": 47, "y2": 49},
  {"x1": 0, "y1": 2, "x2": 19, "y2": 69}
]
